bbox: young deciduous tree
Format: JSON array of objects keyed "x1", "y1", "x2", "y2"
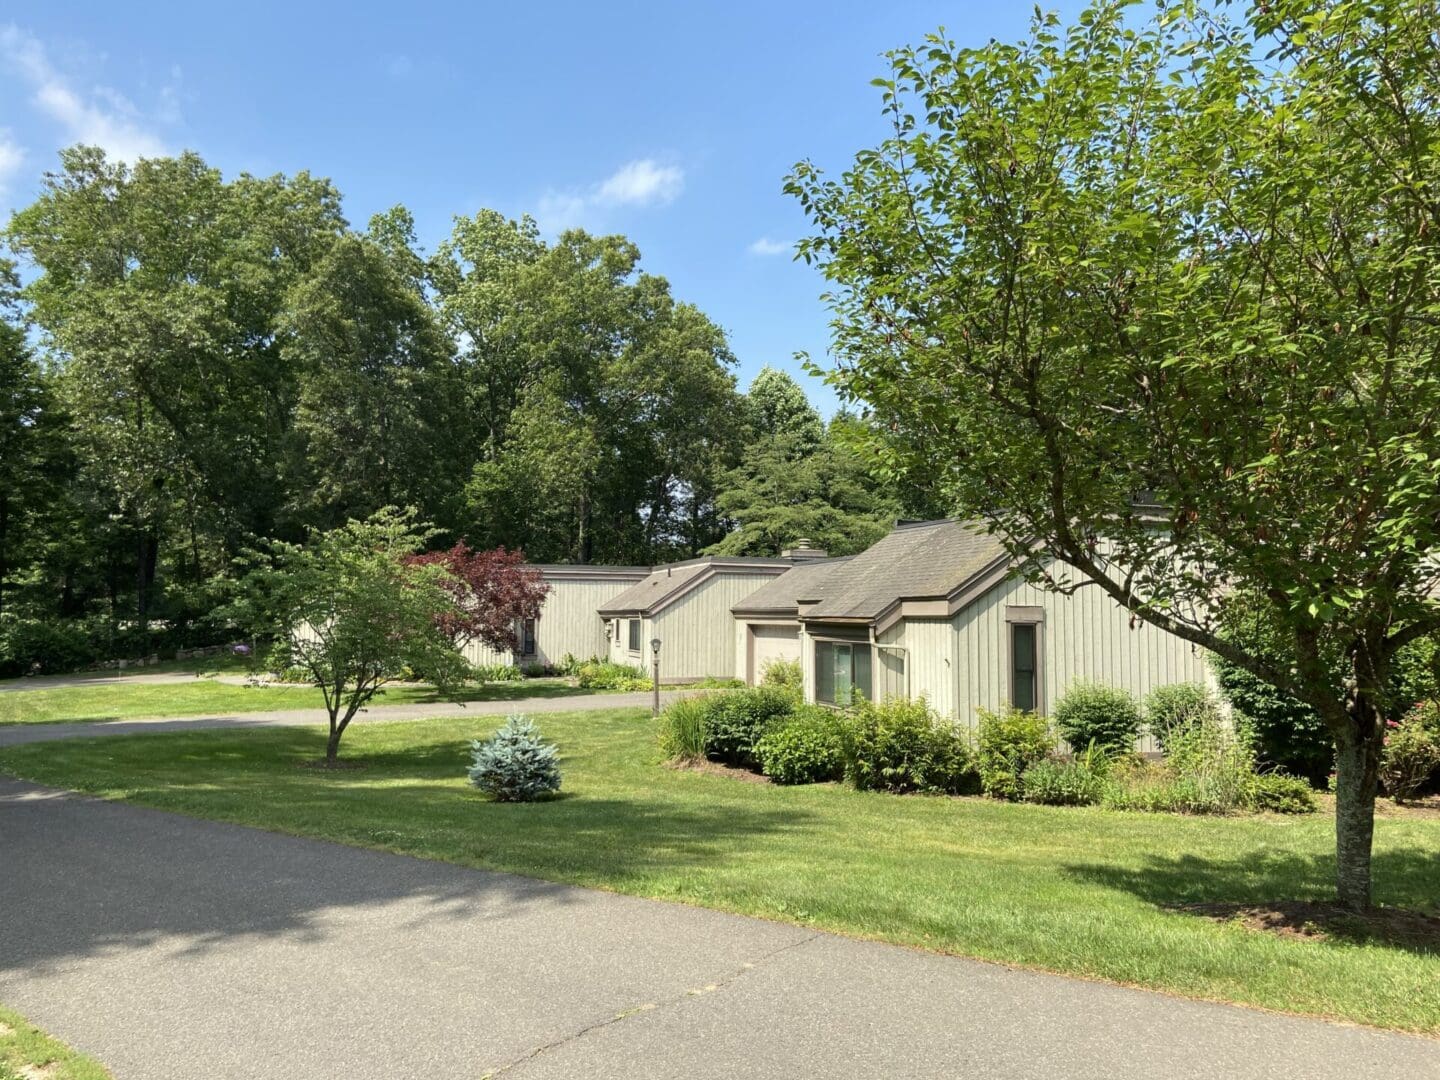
[
  {"x1": 405, "y1": 543, "x2": 549, "y2": 654},
  {"x1": 790, "y1": 0, "x2": 1440, "y2": 909},
  {"x1": 231, "y1": 508, "x2": 469, "y2": 763}
]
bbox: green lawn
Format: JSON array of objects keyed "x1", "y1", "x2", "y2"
[
  {"x1": 0, "y1": 1005, "x2": 111, "y2": 1080},
  {"x1": 2, "y1": 707, "x2": 1437, "y2": 1033},
  {"x1": 0, "y1": 678, "x2": 597, "y2": 725}
]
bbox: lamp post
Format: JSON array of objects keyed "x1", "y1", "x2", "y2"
[{"x1": 650, "y1": 637, "x2": 662, "y2": 716}]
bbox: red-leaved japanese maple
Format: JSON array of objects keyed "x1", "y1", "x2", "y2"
[{"x1": 406, "y1": 543, "x2": 549, "y2": 653}]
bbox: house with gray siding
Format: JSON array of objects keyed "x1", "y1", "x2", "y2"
[
  {"x1": 463, "y1": 564, "x2": 649, "y2": 670},
  {"x1": 597, "y1": 556, "x2": 802, "y2": 682},
  {"x1": 730, "y1": 555, "x2": 852, "y2": 684},
  {"x1": 737, "y1": 520, "x2": 1214, "y2": 737}
]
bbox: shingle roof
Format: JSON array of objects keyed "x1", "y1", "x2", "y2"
[
  {"x1": 731, "y1": 557, "x2": 854, "y2": 616},
  {"x1": 596, "y1": 557, "x2": 792, "y2": 617},
  {"x1": 802, "y1": 520, "x2": 1007, "y2": 622}
]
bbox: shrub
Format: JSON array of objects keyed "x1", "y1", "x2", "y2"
[
  {"x1": 576, "y1": 660, "x2": 652, "y2": 691},
  {"x1": 703, "y1": 686, "x2": 796, "y2": 767},
  {"x1": 1101, "y1": 711, "x2": 1258, "y2": 814},
  {"x1": 1380, "y1": 711, "x2": 1440, "y2": 804},
  {"x1": 472, "y1": 662, "x2": 524, "y2": 683},
  {"x1": 1052, "y1": 682, "x2": 1141, "y2": 756},
  {"x1": 0, "y1": 615, "x2": 97, "y2": 677},
  {"x1": 467, "y1": 716, "x2": 562, "y2": 801},
  {"x1": 975, "y1": 706, "x2": 1053, "y2": 800},
  {"x1": 556, "y1": 652, "x2": 588, "y2": 677},
  {"x1": 760, "y1": 657, "x2": 803, "y2": 694},
  {"x1": 658, "y1": 697, "x2": 710, "y2": 761},
  {"x1": 1143, "y1": 682, "x2": 1221, "y2": 749},
  {"x1": 1160, "y1": 710, "x2": 1258, "y2": 812},
  {"x1": 841, "y1": 697, "x2": 978, "y2": 794},
  {"x1": 755, "y1": 706, "x2": 846, "y2": 784},
  {"x1": 690, "y1": 675, "x2": 746, "y2": 690},
  {"x1": 1020, "y1": 748, "x2": 1107, "y2": 806},
  {"x1": 519, "y1": 661, "x2": 552, "y2": 678},
  {"x1": 1246, "y1": 772, "x2": 1318, "y2": 814}
]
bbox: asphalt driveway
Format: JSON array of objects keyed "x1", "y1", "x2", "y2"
[
  {"x1": 1, "y1": 777, "x2": 1434, "y2": 1079},
  {"x1": 0, "y1": 690, "x2": 685, "y2": 747}
]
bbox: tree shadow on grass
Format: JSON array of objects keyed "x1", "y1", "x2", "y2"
[
  {"x1": 1062, "y1": 848, "x2": 1440, "y2": 954},
  {"x1": 384, "y1": 680, "x2": 595, "y2": 706},
  {"x1": 0, "y1": 731, "x2": 815, "y2": 977}
]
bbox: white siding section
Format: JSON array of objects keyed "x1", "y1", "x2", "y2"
[
  {"x1": 950, "y1": 562, "x2": 1211, "y2": 734},
  {"x1": 744, "y1": 623, "x2": 801, "y2": 684},
  {"x1": 651, "y1": 572, "x2": 783, "y2": 681},
  {"x1": 608, "y1": 615, "x2": 652, "y2": 669}
]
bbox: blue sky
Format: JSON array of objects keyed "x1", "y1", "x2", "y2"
[{"x1": 0, "y1": 2, "x2": 1084, "y2": 412}]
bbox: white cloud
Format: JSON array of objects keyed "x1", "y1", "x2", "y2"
[
  {"x1": 748, "y1": 237, "x2": 791, "y2": 257},
  {"x1": 0, "y1": 25, "x2": 170, "y2": 163},
  {"x1": 537, "y1": 158, "x2": 685, "y2": 230},
  {"x1": 594, "y1": 159, "x2": 683, "y2": 207},
  {"x1": 0, "y1": 129, "x2": 25, "y2": 201}
]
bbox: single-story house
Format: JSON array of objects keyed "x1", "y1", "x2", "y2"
[
  {"x1": 463, "y1": 564, "x2": 649, "y2": 670},
  {"x1": 731, "y1": 554, "x2": 853, "y2": 684},
  {"x1": 741, "y1": 520, "x2": 1213, "y2": 737},
  {"x1": 598, "y1": 555, "x2": 807, "y2": 683}
]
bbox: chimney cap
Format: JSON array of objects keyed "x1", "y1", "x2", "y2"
[{"x1": 781, "y1": 539, "x2": 828, "y2": 561}]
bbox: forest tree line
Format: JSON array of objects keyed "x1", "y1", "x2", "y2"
[{"x1": 0, "y1": 147, "x2": 936, "y2": 670}]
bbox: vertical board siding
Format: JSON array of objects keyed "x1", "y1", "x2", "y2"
[
  {"x1": 879, "y1": 619, "x2": 956, "y2": 716},
  {"x1": 464, "y1": 576, "x2": 639, "y2": 668},
  {"x1": 949, "y1": 561, "x2": 1211, "y2": 739},
  {"x1": 652, "y1": 573, "x2": 782, "y2": 681}
]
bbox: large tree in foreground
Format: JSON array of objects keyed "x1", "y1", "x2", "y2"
[{"x1": 790, "y1": 0, "x2": 1440, "y2": 909}]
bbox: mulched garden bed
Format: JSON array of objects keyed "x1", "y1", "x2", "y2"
[
  {"x1": 663, "y1": 758, "x2": 773, "y2": 784},
  {"x1": 1178, "y1": 900, "x2": 1440, "y2": 951}
]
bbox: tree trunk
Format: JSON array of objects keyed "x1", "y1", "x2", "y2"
[
  {"x1": 1332, "y1": 695, "x2": 1383, "y2": 912},
  {"x1": 326, "y1": 717, "x2": 343, "y2": 762},
  {"x1": 0, "y1": 491, "x2": 9, "y2": 618}
]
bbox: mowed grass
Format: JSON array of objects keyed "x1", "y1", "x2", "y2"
[
  {"x1": 0, "y1": 1004, "x2": 111, "y2": 1080},
  {"x1": 2, "y1": 708, "x2": 1438, "y2": 1033},
  {"x1": 0, "y1": 678, "x2": 597, "y2": 725}
]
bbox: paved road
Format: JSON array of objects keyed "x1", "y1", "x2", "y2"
[
  {"x1": 1, "y1": 778, "x2": 1434, "y2": 1079},
  {"x1": 0, "y1": 691, "x2": 684, "y2": 747},
  {"x1": 0, "y1": 670, "x2": 238, "y2": 693}
]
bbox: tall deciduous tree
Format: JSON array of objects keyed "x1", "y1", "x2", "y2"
[
  {"x1": 444, "y1": 222, "x2": 743, "y2": 563},
  {"x1": 281, "y1": 233, "x2": 467, "y2": 529},
  {"x1": 790, "y1": 0, "x2": 1440, "y2": 909},
  {"x1": 7, "y1": 148, "x2": 346, "y2": 629}
]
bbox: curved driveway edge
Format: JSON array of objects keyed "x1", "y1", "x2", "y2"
[
  {"x1": 0, "y1": 690, "x2": 687, "y2": 747},
  {"x1": 1, "y1": 777, "x2": 1434, "y2": 1079}
]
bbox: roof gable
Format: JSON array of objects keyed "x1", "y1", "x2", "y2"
[
  {"x1": 597, "y1": 557, "x2": 793, "y2": 617},
  {"x1": 731, "y1": 557, "x2": 854, "y2": 616},
  {"x1": 800, "y1": 521, "x2": 1009, "y2": 625}
]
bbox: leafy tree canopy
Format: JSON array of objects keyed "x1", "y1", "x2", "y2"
[{"x1": 789, "y1": 0, "x2": 1440, "y2": 908}]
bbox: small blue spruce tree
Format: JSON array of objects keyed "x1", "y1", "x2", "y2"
[{"x1": 468, "y1": 715, "x2": 562, "y2": 801}]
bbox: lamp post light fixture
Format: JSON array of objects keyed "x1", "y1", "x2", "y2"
[{"x1": 650, "y1": 638, "x2": 662, "y2": 716}]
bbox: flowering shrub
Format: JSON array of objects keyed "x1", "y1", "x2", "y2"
[{"x1": 1380, "y1": 708, "x2": 1440, "y2": 804}]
